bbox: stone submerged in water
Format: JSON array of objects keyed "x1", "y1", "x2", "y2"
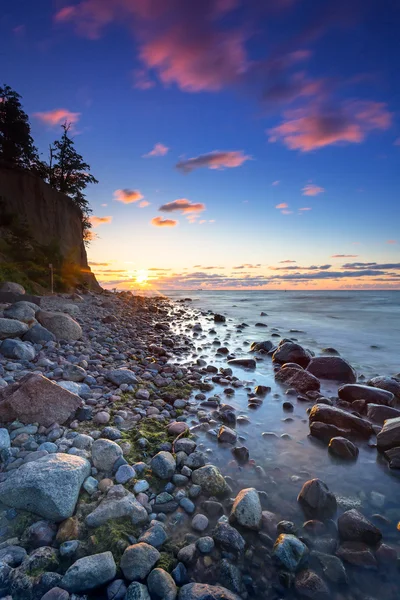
[
  {"x1": 0, "y1": 453, "x2": 90, "y2": 521},
  {"x1": 0, "y1": 373, "x2": 81, "y2": 426},
  {"x1": 227, "y1": 358, "x2": 256, "y2": 369},
  {"x1": 309, "y1": 404, "x2": 373, "y2": 438},
  {"x1": 366, "y1": 404, "x2": 400, "y2": 424},
  {"x1": 213, "y1": 522, "x2": 245, "y2": 555},
  {"x1": 191, "y1": 465, "x2": 231, "y2": 496},
  {"x1": 36, "y1": 310, "x2": 82, "y2": 341},
  {"x1": 217, "y1": 425, "x2": 237, "y2": 444},
  {"x1": 338, "y1": 384, "x2": 394, "y2": 407},
  {"x1": 178, "y1": 583, "x2": 242, "y2": 600},
  {"x1": 230, "y1": 488, "x2": 262, "y2": 530},
  {"x1": 368, "y1": 376, "x2": 400, "y2": 400},
  {"x1": 273, "y1": 534, "x2": 308, "y2": 572},
  {"x1": 275, "y1": 365, "x2": 320, "y2": 393},
  {"x1": 338, "y1": 509, "x2": 382, "y2": 545},
  {"x1": 61, "y1": 551, "x2": 116, "y2": 592},
  {"x1": 328, "y1": 437, "x2": 359, "y2": 460},
  {"x1": 376, "y1": 417, "x2": 400, "y2": 451},
  {"x1": 297, "y1": 479, "x2": 337, "y2": 520},
  {"x1": 272, "y1": 341, "x2": 311, "y2": 368},
  {"x1": 295, "y1": 569, "x2": 330, "y2": 600},
  {"x1": 306, "y1": 356, "x2": 356, "y2": 383}
]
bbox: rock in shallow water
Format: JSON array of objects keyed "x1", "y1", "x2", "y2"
[
  {"x1": 306, "y1": 356, "x2": 356, "y2": 383},
  {"x1": 178, "y1": 583, "x2": 242, "y2": 600},
  {"x1": 295, "y1": 569, "x2": 330, "y2": 600},
  {"x1": 377, "y1": 416, "x2": 400, "y2": 451},
  {"x1": 230, "y1": 487, "x2": 262, "y2": 530},
  {"x1": 309, "y1": 404, "x2": 373, "y2": 438},
  {"x1": 272, "y1": 341, "x2": 311, "y2": 368},
  {"x1": 276, "y1": 365, "x2": 320, "y2": 393},
  {"x1": 191, "y1": 465, "x2": 231, "y2": 496},
  {"x1": 273, "y1": 534, "x2": 308, "y2": 572},
  {"x1": 338, "y1": 383, "x2": 394, "y2": 407},
  {"x1": 328, "y1": 437, "x2": 359, "y2": 460},
  {"x1": 338, "y1": 509, "x2": 382, "y2": 545},
  {"x1": 297, "y1": 479, "x2": 337, "y2": 521}
]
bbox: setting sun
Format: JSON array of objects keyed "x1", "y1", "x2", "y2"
[{"x1": 135, "y1": 269, "x2": 149, "y2": 285}]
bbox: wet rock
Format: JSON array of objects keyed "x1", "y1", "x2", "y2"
[
  {"x1": 368, "y1": 376, "x2": 400, "y2": 400},
  {"x1": 147, "y1": 568, "x2": 177, "y2": 600},
  {"x1": 376, "y1": 417, "x2": 400, "y2": 451},
  {"x1": 231, "y1": 446, "x2": 249, "y2": 464},
  {"x1": 61, "y1": 551, "x2": 116, "y2": 592},
  {"x1": 192, "y1": 465, "x2": 231, "y2": 496},
  {"x1": 120, "y1": 543, "x2": 160, "y2": 581},
  {"x1": 328, "y1": 437, "x2": 359, "y2": 460},
  {"x1": 310, "y1": 551, "x2": 347, "y2": 584},
  {"x1": 41, "y1": 587, "x2": 70, "y2": 600},
  {"x1": 105, "y1": 368, "x2": 138, "y2": 386},
  {"x1": 86, "y1": 485, "x2": 148, "y2": 527},
  {"x1": 227, "y1": 358, "x2": 256, "y2": 369},
  {"x1": 309, "y1": 404, "x2": 373, "y2": 438},
  {"x1": 336, "y1": 541, "x2": 377, "y2": 569},
  {"x1": 214, "y1": 314, "x2": 226, "y2": 323},
  {"x1": 276, "y1": 365, "x2": 320, "y2": 394},
  {"x1": 151, "y1": 451, "x2": 176, "y2": 479},
  {"x1": 273, "y1": 534, "x2": 308, "y2": 571},
  {"x1": 338, "y1": 384, "x2": 394, "y2": 407},
  {"x1": 217, "y1": 426, "x2": 237, "y2": 444},
  {"x1": 125, "y1": 582, "x2": 151, "y2": 600},
  {"x1": 0, "y1": 338, "x2": 35, "y2": 360},
  {"x1": 306, "y1": 357, "x2": 356, "y2": 383},
  {"x1": 213, "y1": 521, "x2": 245, "y2": 555},
  {"x1": 178, "y1": 583, "x2": 242, "y2": 600},
  {"x1": 250, "y1": 341, "x2": 273, "y2": 352},
  {"x1": 202, "y1": 500, "x2": 224, "y2": 517},
  {"x1": 366, "y1": 404, "x2": 400, "y2": 424},
  {"x1": 338, "y1": 509, "x2": 382, "y2": 545},
  {"x1": 298, "y1": 479, "x2": 337, "y2": 520},
  {"x1": 219, "y1": 559, "x2": 244, "y2": 595},
  {"x1": 295, "y1": 569, "x2": 330, "y2": 600},
  {"x1": 0, "y1": 317, "x2": 29, "y2": 340},
  {"x1": 309, "y1": 422, "x2": 352, "y2": 443},
  {"x1": 230, "y1": 487, "x2": 262, "y2": 530},
  {"x1": 107, "y1": 579, "x2": 127, "y2": 600},
  {"x1": 177, "y1": 543, "x2": 197, "y2": 565},
  {"x1": 384, "y1": 446, "x2": 400, "y2": 468},
  {"x1": 91, "y1": 438, "x2": 123, "y2": 472},
  {"x1": 36, "y1": 310, "x2": 82, "y2": 341},
  {"x1": 272, "y1": 342, "x2": 311, "y2": 368},
  {"x1": 22, "y1": 520, "x2": 57, "y2": 549},
  {"x1": 191, "y1": 514, "x2": 209, "y2": 532},
  {"x1": 0, "y1": 453, "x2": 90, "y2": 521},
  {"x1": 0, "y1": 373, "x2": 81, "y2": 426},
  {"x1": 138, "y1": 522, "x2": 168, "y2": 548}
]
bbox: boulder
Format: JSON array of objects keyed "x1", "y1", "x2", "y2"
[
  {"x1": 91, "y1": 438, "x2": 123, "y2": 472},
  {"x1": 328, "y1": 437, "x2": 359, "y2": 460},
  {"x1": 217, "y1": 426, "x2": 237, "y2": 444},
  {"x1": 147, "y1": 568, "x2": 177, "y2": 600},
  {"x1": 297, "y1": 479, "x2": 337, "y2": 520},
  {"x1": 0, "y1": 373, "x2": 81, "y2": 426},
  {"x1": 178, "y1": 584, "x2": 242, "y2": 600},
  {"x1": 0, "y1": 453, "x2": 90, "y2": 521},
  {"x1": 366, "y1": 404, "x2": 400, "y2": 424},
  {"x1": 384, "y1": 446, "x2": 400, "y2": 469},
  {"x1": 214, "y1": 314, "x2": 226, "y2": 323},
  {"x1": 227, "y1": 358, "x2": 256, "y2": 369},
  {"x1": 295, "y1": 569, "x2": 330, "y2": 600},
  {"x1": 22, "y1": 323, "x2": 56, "y2": 344},
  {"x1": 309, "y1": 404, "x2": 373, "y2": 438},
  {"x1": 3, "y1": 301, "x2": 37, "y2": 324},
  {"x1": 61, "y1": 552, "x2": 116, "y2": 592},
  {"x1": 376, "y1": 417, "x2": 400, "y2": 451},
  {"x1": 192, "y1": 465, "x2": 231, "y2": 496},
  {"x1": 151, "y1": 451, "x2": 176, "y2": 479},
  {"x1": 309, "y1": 422, "x2": 352, "y2": 443},
  {"x1": 0, "y1": 339, "x2": 35, "y2": 360},
  {"x1": 272, "y1": 342, "x2": 311, "y2": 368},
  {"x1": 0, "y1": 317, "x2": 29, "y2": 340},
  {"x1": 250, "y1": 340, "x2": 273, "y2": 353},
  {"x1": 338, "y1": 384, "x2": 394, "y2": 407},
  {"x1": 306, "y1": 357, "x2": 356, "y2": 383},
  {"x1": 368, "y1": 376, "x2": 400, "y2": 400},
  {"x1": 229, "y1": 488, "x2": 262, "y2": 530},
  {"x1": 120, "y1": 543, "x2": 160, "y2": 581},
  {"x1": 106, "y1": 368, "x2": 138, "y2": 386},
  {"x1": 336, "y1": 541, "x2": 377, "y2": 569},
  {"x1": 86, "y1": 485, "x2": 148, "y2": 527},
  {"x1": 338, "y1": 509, "x2": 382, "y2": 545},
  {"x1": 273, "y1": 534, "x2": 308, "y2": 572},
  {"x1": 36, "y1": 310, "x2": 82, "y2": 341},
  {"x1": 212, "y1": 522, "x2": 245, "y2": 555},
  {"x1": 276, "y1": 365, "x2": 320, "y2": 393},
  {"x1": 0, "y1": 282, "x2": 25, "y2": 294}
]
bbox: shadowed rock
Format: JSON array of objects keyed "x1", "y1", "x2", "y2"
[
  {"x1": 309, "y1": 405, "x2": 373, "y2": 438},
  {"x1": 306, "y1": 356, "x2": 356, "y2": 383}
]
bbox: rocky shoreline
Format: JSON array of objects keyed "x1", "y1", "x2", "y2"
[{"x1": 0, "y1": 283, "x2": 400, "y2": 600}]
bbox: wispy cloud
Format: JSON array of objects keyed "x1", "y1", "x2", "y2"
[
  {"x1": 280, "y1": 260, "x2": 296, "y2": 263},
  {"x1": 176, "y1": 150, "x2": 251, "y2": 173},
  {"x1": 387, "y1": 240, "x2": 398, "y2": 244},
  {"x1": 89, "y1": 215, "x2": 112, "y2": 227},
  {"x1": 331, "y1": 254, "x2": 359, "y2": 258},
  {"x1": 275, "y1": 203, "x2": 288, "y2": 209},
  {"x1": 139, "y1": 200, "x2": 150, "y2": 208},
  {"x1": 151, "y1": 217, "x2": 178, "y2": 227},
  {"x1": 299, "y1": 207, "x2": 312, "y2": 211},
  {"x1": 114, "y1": 189, "x2": 144, "y2": 204},
  {"x1": 34, "y1": 109, "x2": 80, "y2": 127},
  {"x1": 159, "y1": 199, "x2": 205, "y2": 214},
  {"x1": 233, "y1": 264, "x2": 262, "y2": 269},
  {"x1": 272, "y1": 180, "x2": 280, "y2": 186},
  {"x1": 143, "y1": 143, "x2": 169, "y2": 157},
  {"x1": 302, "y1": 183, "x2": 325, "y2": 196},
  {"x1": 342, "y1": 262, "x2": 400, "y2": 270}
]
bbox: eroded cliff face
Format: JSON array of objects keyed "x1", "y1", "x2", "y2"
[{"x1": 0, "y1": 166, "x2": 100, "y2": 291}]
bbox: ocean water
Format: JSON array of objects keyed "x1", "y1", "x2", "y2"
[{"x1": 163, "y1": 290, "x2": 400, "y2": 598}]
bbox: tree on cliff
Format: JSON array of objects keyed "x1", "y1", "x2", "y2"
[
  {"x1": 0, "y1": 84, "x2": 43, "y2": 173},
  {"x1": 47, "y1": 122, "x2": 98, "y2": 243}
]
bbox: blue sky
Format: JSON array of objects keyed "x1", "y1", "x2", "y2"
[{"x1": 2, "y1": 0, "x2": 399, "y2": 289}]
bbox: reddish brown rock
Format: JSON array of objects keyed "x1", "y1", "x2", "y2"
[
  {"x1": 0, "y1": 373, "x2": 82, "y2": 426},
  {"x1": 306, "y1": 356, "x2": 356, "y2": 383},
  {"x1": 275, "y1": 365, "x2": 320, "y2": 394},
  {"x1": 309, "y1": 404, "x2": 373, "y2": 438}
]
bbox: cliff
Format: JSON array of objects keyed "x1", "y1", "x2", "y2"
[{"x1": 0, "y1": 166, "x2": 100, "y2": 292}]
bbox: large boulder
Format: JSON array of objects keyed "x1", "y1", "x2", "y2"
[
  {"x1": 192, "y1": 465, "x2": 231, "y2": 496},
  {"x1": 120, "y1": 543, "x2": 160, "y2": 581},
  {"x1": 366, "y1": 404, "x2": 400, "y2": 424},
  {"x1": 0, "y1": 282, "x2": 25, "y2": 294},
  {"x1": 179, "y1": 583, "x2": 242, "y2": 600},
  {"x1": 61, "y1": 552, "x2": 116, "y2": 592},
  {"x1": 309, "y1": 404, "x2": 373, "y2": 438},
  {"x1": 151, "y1": 451, "x2": 176, "y2": 479},
  {"x1": 36, "y1": 310, "x2": 82, "y2": 341},
  {"x1": 338, "y1": 384, "x2": 394, "y2": 407},
  {"x1": 250, "y1": 340, "x2": 273, "y2": 353},
  {"x1": 338, "y1": 509, "x2": 382, "y2": 545},
  {"x1": 297, "y1": 479, "x2": 337, "y2": 520},
  {"x1": 306, "y1": 356, "x2": 356, "y2": 383},
  {"x1": 309, "y1": 422, "x2": 352, "y2": 443},
  {"x1": 86, "y1": 485, "x2": 148, "y2": 527},
  {"x1": 0, "y1": 317, "x2": 29, "y2": 340},
  {"x1": 0, "y1": 453, "x2": 90, "y2": 521},
  {"x1": 22, "y1": 323, "x2": 56, "y2": 344},
  {"x1": 91, "y1": 438, "x2": 123, "y2": 472},
  {"x1": 272, "y1": 342, "x2": 311, "y2": 368},
  {"x1": 0, "y1": 338, "x2": 35, "y2": 360},
  {"x1": 0, "y1": 373, "x2": 81, "y2": 426},
  {"x1": 3, "y1": 301, "x2": 37, "y2": 324},
  {"x1": 229, "y1": 488, "x2": 262, "y2": 530},
  {"x1": 368, "y1": 376, "x2": 400, "y2": 400},
  {"x1": 376, "y1": 417, "x2": 400, "y2": 451},
  {"x1": 275, "y1": 365, "x2": 320, "y2": 393}
]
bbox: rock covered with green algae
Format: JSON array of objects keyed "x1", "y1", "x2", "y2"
[{"x1": 191, "y1": 465, "x2": 231, "y2": 496}]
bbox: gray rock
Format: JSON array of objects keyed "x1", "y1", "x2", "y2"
[
  {"x1": 3, "y1": 302, "x2": 36, "y2": 324},
  {"x1": 272, "y1": 342, "x2": 311, "y2": 368},
  {"x1": 338, "y1": 509, "x2": 382, "y2": 545},
  {"x1": 106, "y1": 368, "x2": 138, "y2": 386},
  {"x1": 22, "y1": 323, "x2": 56, "y2": 344},
  {"x1": 197, "y1": 536, "x2": 214, "y2": 553},
  {"x1": 41, "y1": 587, "x2": 70, "y2": 600},
  {"x1": 213, "y1": 521, "x2": 245, "y2": 554},
  {"x1": 36, "y1": 310, "x2": 82, "y2": 341},
  {"x1": 376, "y1": 416, "x2": 400, "y2": 451},
  {"x1": 306, "y1": 356, "x2": 356, "y2": 383},
  {"x1": 125, "y1": 582, "x2": 151, "y2": 600},
  {"x1": 191, "y1": 514, "x2": 209, "y2": 532},
  {"x1": 61, "y1": 551, "x2": 116, "y2": 592},
  {"x1": 62, "y1": 364, "x2": 87, "y2": 382},
  {"x1": 120, "y1": 543, "x2": 160, "y2": 581},
  {"x1": 0, "y1": 282, "x2": 25, "y2": 294},
  {"x1": 0, "y1": 339, "x2": 35, "y2": 361},
  {"x1": 310, "y1": 551, "x2": 348, "y2": 584},
  {"x1": 178, "y1": 583, "x2": 242, "y2": 600},
  {"x1": 138, "y1": 522, "x2": 168, "y2": 548},
  {"x1": 116, "y1": 464, "x2": 136, "y2": 483},
  {"x1": 295, "y1": 569, "x2": 330, "y2": 599},
  {"x1": 0, "y1": 427, "x2": 11, "y2": 451},
  {"x1": 191, "y1": 465, "x2": 231, "y2": 496},
  {"x1": 0, "y1": 318, "x2": 29, "y2": 340},
  {"x1": 366, "y1": 404, "x2": 400, "y2": 424},
  {"x1": 86, "y1": 485, "x2": 148, "y2": 527},
  {"x1": 217, "y1": 426, "x2": 237, "y2": 444},
  {"x1": 151, "y1": 451, "x2": 176, "y2": 479},
  {"x1": 218, "y1": 559, "x2": 244, "y2": 596},
  {"x1": 0, "y1": 544, "x2": 27, "y2": 567},
  {"x1": 22, "y1": 520, "x2": 57, "y2": 548},
  {"x1": 328, "y1": 437, "x2": 359, "y2": 460},
  {"x1": 273, "y1": 534, "x2": 308, "y2": 571},
  {"x1": 230, "y1": 487, "x2": 262, "y2": 530},
  {"x1": 309, "y1": 404, "x2": 373, "y2": 437},
  {"x1": 298, "y1": 479, "x2": 337, "y2": 520},
  {"x1": 338, "y1": 383, "x2": 394, "y2": 407},
  {"x1": 107, "y1": 579, "x2": 127, "y2": 600},
  {"x1": 147, "y1": 568, "x2": 177, "y2": 600},
  {"x1": 91, "y1": 438, "x2": 123, "y2": 472},
  {"x1": 368, "y1": 376, "x2": 400, "y2": 400},
  {"x1": 0, "y1": 453, "x2": 90, "y2": 521}
]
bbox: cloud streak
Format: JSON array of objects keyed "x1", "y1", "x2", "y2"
[
  {"x1": 34, "y1": 109, "x2": 81, "y2": 127},
  {"x1": 143, "y1": 143, "x2": 169, "y2": 157},
  {"x1": 151, "y1": 216, "x2": 178, "y2": 227},
  {"x1": 176, "y1": 150, "x2": 251, "y2": 173},
  {"x1": 89, "y1": 215, "x2": 112, "y2": 227},
  {"x1": 302, "y1": 183, "x2": 325, "y2": 196},
  {"x1": 114, "y1": 189, "x2": 143, "y2": 204},
  {"x1": 159, "y1": 199, "x2": 205, "y2": 214}
]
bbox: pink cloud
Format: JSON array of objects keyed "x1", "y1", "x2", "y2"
[
  {"x1": 275, "y1": 203, "x2": 288, "y2": 209},
  {"x1": 176, "y1": 150, "x2": 251, "y2": 173},
  {"x1": 34, "y1": 109, "x2": 81, "y2": 127},
  {"x1": 272, "y1": 180, "x2": 280, "y2": 186},
  {"x1": 139, "y1": 200, "x2": 150, "y2": 208},
  {"x1": 268, "y1": 101, "x2": 392, "y2": 152},
  {"x1": 143, "y1": 143, "x2": 169, "y2": 157},
  {"x1": 54, "y1": 6, "x2": 77, "y2": 22},
  {"x1": 159, "y1": 199, "x2": 205, "y2": 214},
  {"x1": 281, "y1": 209, "x2": 293, "y2": 214},
  {"x1": 90, "y1": 215, "x2": 112, "y2": 227},
  {"x1": 331, "y1": 254, "x2": 359, "y2": 258},
  {"x1": 299, "y1": 207, "x2": 312, "y2": 211},
  {"x1": 302, "y1": 183, "x2": 325, "y2": 196},
  {"x1": 114, "y1": 189, "x2": 143, "y2": 204},
  {"x1": 387, "y1": 240, "x2": 398, "y2": 244},
  {"x1": 151, "y1": 216, "x2": 178, "y2": 227}
]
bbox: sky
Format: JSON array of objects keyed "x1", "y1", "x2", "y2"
[{"x1": 2, "y1": 0, "x2": 400, "y2": 290}]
